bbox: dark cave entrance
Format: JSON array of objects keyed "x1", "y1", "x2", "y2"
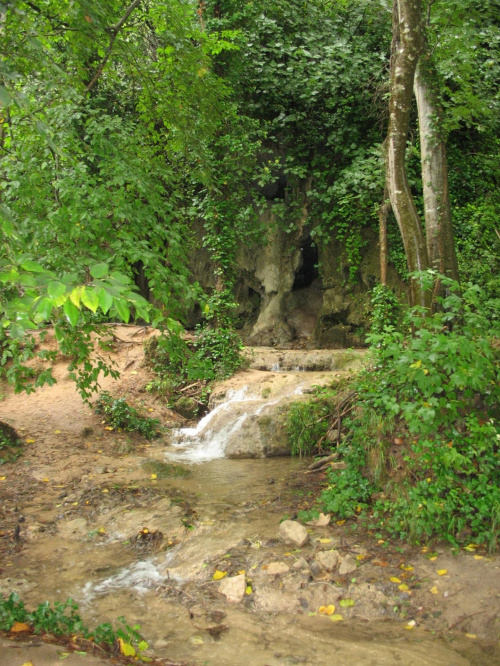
[{"x1": 292, "y1": 237, "x2": 319, "y2": 291}]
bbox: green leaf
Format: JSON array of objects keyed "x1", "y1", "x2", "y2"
[
  {"x1": 113, "y1": 298, "x2": 130, "y2": 323},
  {"x1": 47, "y1": 281, "x2": 66, "y2": 300},
  {"x1": 98, "y1": 289, "x2": 113, "y2": 314},
  {"x1": 81, "y1": 287, "x2": 99, "y2": 313},
  {"x1": 69, "y1": 286, "x2": 84, "y2": 308},
  {"x1": 90, "y1": 263, "x2": 109, "y2": 279},
  {"x1": 0, "y1": 85, "x2": 12, "y2": 107},
  {"x1": 64, "y1": 299, "x2": 80, "y2": 326},
  {"x1": 339, "y1": 599, "x2": 355, "y2": 608},
  {"x1": 35, "y1": 297, "x2": 53, "y2": 321},
  {"x1": 20, "y1": 260, "x2": 45, "y2": 273}
]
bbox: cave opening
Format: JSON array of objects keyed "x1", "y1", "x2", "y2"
[{"x1": 292, "y1": 237, "x2": 319, "y2": 291}]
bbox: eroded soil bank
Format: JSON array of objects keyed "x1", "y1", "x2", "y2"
[{"x1": 0, "y1": 328, "x2": 499, "y2": 665}]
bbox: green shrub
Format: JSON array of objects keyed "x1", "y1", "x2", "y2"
[
  {"x1": 0, "y1": 421, "x2": 22, "y2": 464},
  {"x1": 321, "y1": 275, "x2": 500, "y2": 548},
  {"x1": 285, "y1": 390, "x2": 336, "y2": 457},
  {"x1": 0, "y1": 593, "x2": 148, "y2": 655},
  {"x1": 144, "y1": 326, "x2": 245, "y2": 407},
  {"x1": 94, "y1": 392, "x2": 160, "y2": 439}
]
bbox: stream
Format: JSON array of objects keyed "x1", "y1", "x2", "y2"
[{"x1": 1, "y1": 350, "x2": 497, "y2": 665}]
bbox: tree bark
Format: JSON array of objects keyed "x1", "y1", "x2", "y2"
[
  {"x1": 386, "y1": 0, "x2": 431, "y2": 309},
  {"x1": 414, "y1": 49, "x2": 459, "y2": 286},
  {"x1": 379, "y1": 184, "x2": 390, "y2": 286}
]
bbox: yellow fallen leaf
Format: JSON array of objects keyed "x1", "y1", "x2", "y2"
[
  {"x1": 72, "y1": 501, "x2": 78, "y2": 506},
  {"x1": 436, "y1": 569, "x2": 448, "y2": 576},
  {"x1": 21, "y1": 662, "x2": 35, "y2": 666},
  {"x1": 377, "y1": 539, "x2": 385, "y2": 544},
  {"x1": 97, "y1": 527, "x2": 106, "y2": 535},
  {"x1": 104, "y1": 426, "x2": 114, "y2": 431},
  {"x1": 26, "y1": 439, "x2": 35, "y2": 444},
  {"x1": 401, "y1": 564, "x2": 414, "y2": 571},
  {"x1": 237, "y1": 569, "x2": 246, "y2": 575},
  {"x1": 464, "y1": 544, "x2": 479, "y2": 552},
  {"x1": 473, "y1": 555, "x2": 483, "y2": 560},
  {"x1": 148, "y1": 408, "x2": 153, "y2": 412},
  {"x1": 0, "y1": 476, "x2": 6, "y2": 481},
  {"x1": 54, "y1": 430, "x2": 61, "y2": 434},
  {"x1": 319, "y1": 605, "x2": 336, "y2": 616},
  {"x1": 212, "y1": 570, "x2": 227, "y2": 580},
  {"x1": 336, "y1": 519, "x2": 346, "y2": 526},
  {"x1": 118, "y1": 638, "x2": 136, "y2": 657},
  {"x1": 42, "y1": 478, "x2": 50, "y2": 482},
  {"x1": 101, "y1": 488, "x2": 109, "y2": 493},
  {"x1": 398, "y1": 584, "x2": 410, "y2": 592},
  {"x1": 465, "y1": 633, "x2": 477, "y2": 639},
  {"x1": 430, "y1": 586, "x2": 439, "y2": 595},
  {"x1": 329, "y1": 614, "x2": 343, "y2": 622},
  {"x1": 10, "y1": 621, "x2": 31, "y2": 632},
  {"x1": 356, "y1": 554, "x2": 365, "y2": 561},
  {"x1": 429, "y1": 556, "x2": 438, "y2": 561},
  {"x1": 390, "y1": 577, "x2": 401, "y2": 584},
  {"x1": 150, "y1": 474, "x2": 157, "y2": 479},
  {"x1": 245, "y1": 585, "x2": 253, "y2": 595},
  {"x1": 318, "y1": 538, "x2": 332, "y2": 544}
]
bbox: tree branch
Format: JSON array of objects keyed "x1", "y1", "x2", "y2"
[{"x1": 85, "y1": 0, "x2": 142, "y2": 93}]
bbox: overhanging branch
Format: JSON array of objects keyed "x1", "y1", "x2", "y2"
[{"x1": 85, "y1": 0, "x2": 142, "y2": 93}]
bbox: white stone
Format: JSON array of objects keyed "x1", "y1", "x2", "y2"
[
  {"x1": 292, "y1": 558, "x2": 309, "y2": 571},
  {"x1": 265, "y1": 562, "x2": 290, "y2": 576},
  {"x1": 315, "y1": 550, "x2": 340, "y2": 571},
  {"x1": 306, "y1": 513, "x2": 331, "y2": 527},
  {"x1": 279, "y1": 520, "x2": 309, "y2": 547},
  {"x1": 218, "y1": 574, "x2": 246, "y2": 603},
  {"x1": 339, "y1": 554, "x2": 357, "y2": 575}
]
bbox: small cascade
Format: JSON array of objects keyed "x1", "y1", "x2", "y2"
[{"x1": 166, "y1": 384, "x2": 304, "y2": 463}]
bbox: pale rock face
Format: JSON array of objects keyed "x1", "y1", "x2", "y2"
[
  {"x1": 338, "y1": 554, "x2": 357, "y2": 575},
  {"x1": 315, "y1": 549, "x2": 340, "y2": 572},
  {"x1": 265, "y1": 561, "x2": 290, "y2": 576},
  {"x1": 279, "y1": 520, "x2": 309, "y2": 547},
  {"x1": 218, "y1": 574, "x2": 246, "y2": 603}
]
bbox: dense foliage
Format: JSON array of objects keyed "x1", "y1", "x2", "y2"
[{"x1": 310, "y1": 275, "x2": 500, "y2": 548}]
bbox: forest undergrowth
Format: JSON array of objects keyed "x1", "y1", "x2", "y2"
[{"x1": 287, "y1": 275, "x2": 500, "y2": 549}]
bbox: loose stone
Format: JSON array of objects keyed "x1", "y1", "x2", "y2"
[{"x1": 279, "y1": 520, "x2": 309, "y2": 547}]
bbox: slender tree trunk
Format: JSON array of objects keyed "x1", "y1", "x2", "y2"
[
  {"x1": 414, "y1": 52, "x2": 459, "y2": 286},
  {"x1": 386, "y1": 0, "x2": 431, "y2": 309},
  {"x1": 379, "y1": 184, "x2": 390, "y2": 286}
]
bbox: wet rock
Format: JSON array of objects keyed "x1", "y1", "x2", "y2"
[
  {"x1": 174, "y1": 397, "x2": 198, "y2": 420},
  {"x1": 265, "y1": 562, "x2": 290, "y2": 576},
  {"x1": 218, "y1": 574, "x2": 246, "y2": 603},
  {"x1": 339, "y1": 554, "x2": 357, "y2": 575},
  {"x1": 309, "y1": 561, "x2": 323, "y2": 578},
  {"x1": 279, "y1": 520, "x2": 308, "y2": 547},
  {"x1": 292, "y1": 558, "x2": 310, "y2": 571},
  {"x1": 315, "y1": 550, "x2": 340, "y2": 571}
]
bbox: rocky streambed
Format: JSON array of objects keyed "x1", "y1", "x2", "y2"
[{"x1": 0, "y1": 333, "x2": 499, "y2": 665}]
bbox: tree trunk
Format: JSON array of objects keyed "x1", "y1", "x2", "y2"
[
  {"x1": 386, "y1": 0, "x2": 431, "y2": 309},
  {"x1": 379, "y1": 184, "x2": 390, "y2": 286},
  {"x1": 414, "y1": 51, "x2": 459, "y2": 287}
]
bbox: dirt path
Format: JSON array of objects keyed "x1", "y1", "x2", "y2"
[{"x1": 0, "y1": 330, "x2": 499, "y2": 665}]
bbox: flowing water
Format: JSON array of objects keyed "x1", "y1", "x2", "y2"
[{"x1": 2, "y1": 362, "x2": 495, "y2": 665}]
